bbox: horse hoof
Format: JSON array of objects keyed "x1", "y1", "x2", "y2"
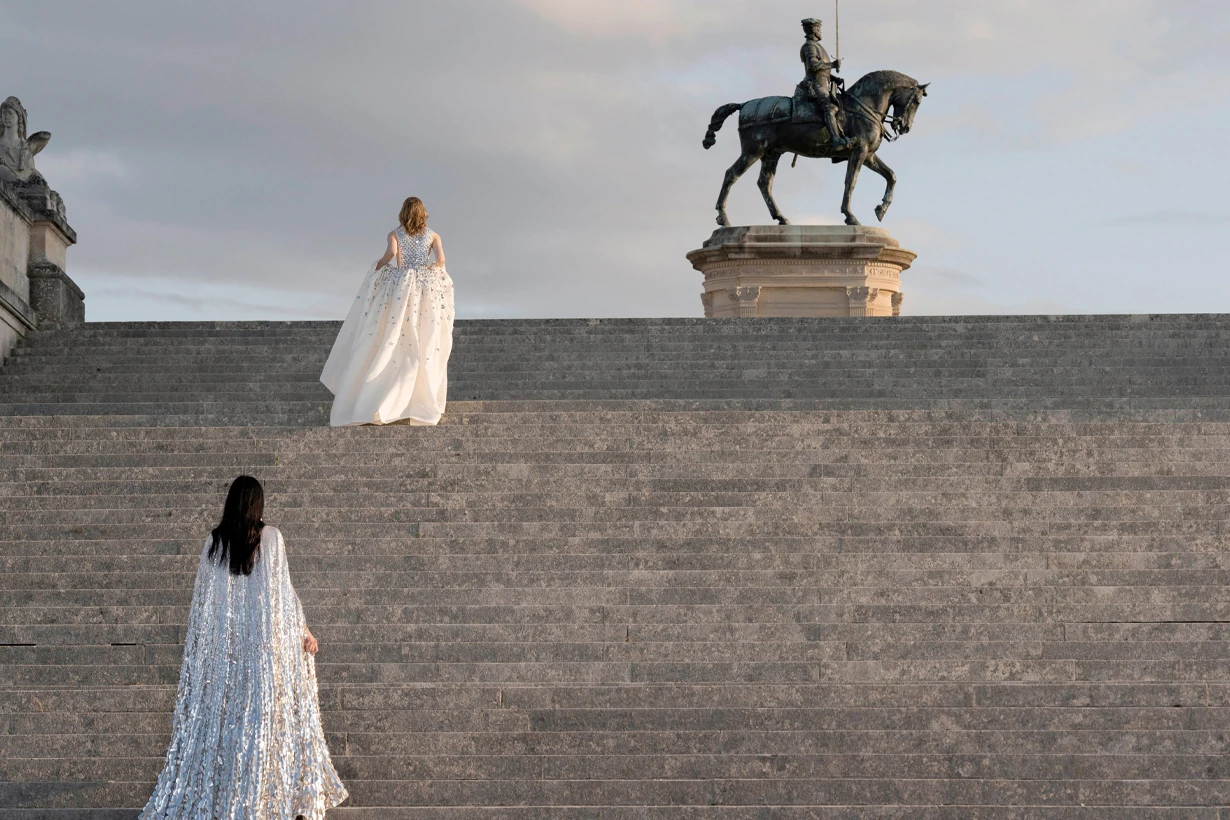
[
  {"x1": 777, "y1": 218, "x2": 791, "y2": 226},
  {"x1": 844, "y1": 215, "x2": 861, "y2": 227},
  {"x1": 875, "y1": 205, "x2": 888, "y2": 222},
  {"x1": 716, "y1": 214, "x2": 730, "y2": 227}
]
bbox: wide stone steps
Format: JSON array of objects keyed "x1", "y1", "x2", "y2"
[
  {"x1": 4, "y1": 318, "x2": 1230, "y2": 816},
  {"x1": 2, "y1": 317, "x2": 1227, "y2": 422},
  {"x1": 11, "y1": 777, "x2": 1230, "y2": 813}
]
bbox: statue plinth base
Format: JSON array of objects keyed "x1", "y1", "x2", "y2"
[{"x1": 687, "y1": 225, "x2": 917, "y2": 318}]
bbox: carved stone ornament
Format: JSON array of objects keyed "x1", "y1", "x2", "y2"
[
  {"x1": 0, "y1": 97, "x2": 50, "y2": 185},
  {"x1": 846, "y1": 286, "x2": 879, "y2": 318},
  {"x1": 727, "y1": 285, "x2": 761, "y2": 318}
]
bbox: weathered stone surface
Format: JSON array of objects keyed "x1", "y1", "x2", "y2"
[
  {"x1": 28, "y1": 262, "x2": 85, "y2": 327},
  {"x1": 0, "y1": 178, "x2": 34, "y2": 356}
]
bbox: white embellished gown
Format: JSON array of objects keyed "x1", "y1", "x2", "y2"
[
  {"x1": 139, "y1": 527, "x2": 348, "y2": 820},
  {"x1": 320, "y1": 226, "x2": 456, "y2": 426}
]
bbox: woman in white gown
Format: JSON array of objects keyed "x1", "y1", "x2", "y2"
[
  {"x1": 321, "y1": 196, "x2": 455, "y2": 426},
  {"x1": 140, "y1": 476, "x2": 348, "y2": 820}
]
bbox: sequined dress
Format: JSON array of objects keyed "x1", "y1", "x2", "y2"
[
  {"x1": 320, "y1": 225, "x2": 456, "y2": 426},
  {"x1": 139, "y1": 527, "x2": 348, "y2": 820}
]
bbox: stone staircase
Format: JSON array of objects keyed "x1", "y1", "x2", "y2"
[{"x1": 2, "y1": 317, "x2": 1230, "y2": 818}]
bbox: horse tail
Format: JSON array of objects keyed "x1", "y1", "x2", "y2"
[{"x1": 703, "y1": 103, "x2": 743, "y2": 150}]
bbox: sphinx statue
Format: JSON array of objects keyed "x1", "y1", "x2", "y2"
[
  {"x1": 0, "y1": 96, "x2": 65, "y2": 219},
  {"x1": 0, "y1": 97, "x2": 50, "y2": 184}
]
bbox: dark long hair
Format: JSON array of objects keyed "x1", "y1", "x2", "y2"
[{"x1": 208, "y1": 476, "x2": 265, "y2": 576}]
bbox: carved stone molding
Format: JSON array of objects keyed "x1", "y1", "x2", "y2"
[
  {"x1": 727, "y1": 285, "x2": 761, "y2": 318},
  {"x1": 891, "y1": 292, "x2": 904, "y2": 317},
  {"x1": 846, "y1": 286, "x2": 879, "y2": 317},
  {"x1": 699, "y1": 291, "x2": 714, "y2": 314}
]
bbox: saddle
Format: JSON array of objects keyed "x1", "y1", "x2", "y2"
[
  {"x1": 790, "y1": 85, "x2": 826, "y2": 125},
  {"x1": 738, "y1": 88, "x2": 845, "y2": 135}
]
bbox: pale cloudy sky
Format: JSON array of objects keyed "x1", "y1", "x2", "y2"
[{"x1": 4, "y1": 1, "x2": 1229, "y2": 320}]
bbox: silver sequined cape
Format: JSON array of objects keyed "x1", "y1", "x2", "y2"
[{"x1": 140, "y1": 526, "x2": 348, "y2": 819}]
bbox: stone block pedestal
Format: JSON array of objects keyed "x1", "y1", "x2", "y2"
[
  {"x1": 0, "y1": 95, "x2": 83, "y2": 359},
  {"x1": 687, "y1": 225, "x2": 917, "y2": 318}
]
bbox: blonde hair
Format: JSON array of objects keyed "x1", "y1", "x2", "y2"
[{"x1": 399, "y1": 197, "x2": 428, "y2": 234}]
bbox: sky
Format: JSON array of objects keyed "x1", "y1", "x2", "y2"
[{"x1": 3, "y1": 0, "x2": 1229, "y2": 321}]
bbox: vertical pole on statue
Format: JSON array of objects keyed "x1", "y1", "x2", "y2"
[{"x1": 835, "y1": 0, "x2": 840, "y2": 62}]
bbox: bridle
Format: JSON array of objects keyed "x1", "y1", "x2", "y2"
[{"x1": 841, "y1": 87, "x2": 912, "y2": 143}]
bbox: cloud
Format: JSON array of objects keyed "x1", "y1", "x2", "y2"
[{"x1": 1, "y1": 0, "x2": 1229, "y2": 323}]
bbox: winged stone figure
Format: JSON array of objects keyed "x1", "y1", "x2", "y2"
[{"x1": 0, "y1": 96, "x2": 52, "y2": 184}]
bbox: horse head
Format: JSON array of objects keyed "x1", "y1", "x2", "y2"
[
  {"x1": 891, "y1": 82, "x2": 928, "y2": 136},
  {"x1": 847, "y1": 72, "x2": 929, "y2": 137}
]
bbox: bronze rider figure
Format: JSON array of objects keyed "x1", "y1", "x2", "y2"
[{"x1": 796, "y1": 17, "x2": 848, "y2": 147}]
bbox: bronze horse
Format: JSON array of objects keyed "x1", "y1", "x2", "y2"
[{"x1": 703, "y1": 70, "x2": 928, "y2": 227}]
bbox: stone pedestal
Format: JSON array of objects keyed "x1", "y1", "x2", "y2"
[
  {"x1": 0, "y1": 178, "x2": 81, "y2": 355},
  {"x1": 0, "y1": 95, "x2": 83, "y2": 358},
  {"x1": 0, "y1": 181, "x2": 37, "y2": 357},
  {"x1": 687, "y1": 225, "x2": 917, "y2": 318}
]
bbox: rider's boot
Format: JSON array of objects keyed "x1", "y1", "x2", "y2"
[{"x1": 824, "y1": 109, "x2": 850, "y2": 148}]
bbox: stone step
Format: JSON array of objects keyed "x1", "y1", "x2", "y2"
[
  {"x1": 1, "y1": 399, "x2": 1221, "y2": 419},
  {"x1": 1, "y1": 550, "x2": 1223, "y2": 573},
  {"x1": 8, "y1": 775, "x2": 1230, "y2": 810},
  {"x1": 11, "y1": 331, "x2": 1225, "y2": 348},
  {"x1": 1, "y1": 807, "x2": 1222, "y2": 820},
  {"x1": 5, "y1": 680, "x2": 1222, "y2": 709},
  {"x1": 4, "y1": 723, "x2": 1229, "y2": 757},
  {"x1": 4, "y1": 638, "x2": 1230, "y2": 666},
  {"x1": 1, "y1": 523, "x2": 1218, "y2": 545},
  {"x1": 30, "y1": 659, "x2": 1216, "y2": 687},
  {"x1": 6, "y1": 701, "x2": 1225, "y2": 734},
  {"x1": 10, "y1": 369, "x2": 1226, "y2": 390},
  {"x1": 4, "y1": 563, "x2": 1227, "y2": 589},
  {"x1": 9, "y1": 749, "x2": 1226, "y2": 782},
  {"x1": 2, "y1": 406, "x2": 1223, "y2": 429},
  {"x1": 7, "y1": 444, "x2": 1230, "y2": 467},
  {"x1": 9, "y1": 624, "x2": 1230, "y2": 652},
  {"x1": 5, "y1": 486, "x2": 1229, "y2": 512},
  {"x1": 8, "y1": 342, "x2": 1223, "y2": 359},
  {"x1": 5, "y1": 380, "x2": 1226, "y2": 403},
  {"x1": 7, "y1": 342, "x2": 1223, "y2": 359},
  {"x1": 5, "y1": 600, "x2": 1228, "y2": 627},
  {"x1": 18, "y1": 327, "x2": 1228, "y2": 347}
]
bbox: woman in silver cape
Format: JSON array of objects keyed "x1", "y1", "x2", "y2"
[{"x1": 140, "y1": 477, "x2": 348, "y2": 820}]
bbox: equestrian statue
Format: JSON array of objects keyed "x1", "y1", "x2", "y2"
[{"x1": 703, "y1": 17, "x2": 928, "y2": 227}]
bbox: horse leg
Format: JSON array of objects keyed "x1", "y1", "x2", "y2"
[
  {"x1": 864, "y1": 154, "x2": 897, "y2": 222},
  {"x1": 715, "y1": 151, "x2": 760, "y2": 227},
  {"x1": 757, "y1": 153, "x2": 789, "y2": 225},
  {"x1": 841, "y1": 149, "x2": 869, "y2": 226}
]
